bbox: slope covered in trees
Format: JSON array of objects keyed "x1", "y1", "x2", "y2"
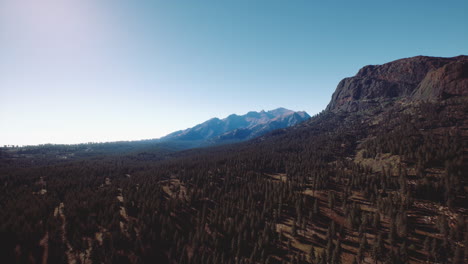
[{"x1": 0, "y1": 56, "x2": 466, "y2": 264}]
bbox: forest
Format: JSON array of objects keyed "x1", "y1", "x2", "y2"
[{"x1": 0, "y1": 96, "x2": 467, "y2": 264}]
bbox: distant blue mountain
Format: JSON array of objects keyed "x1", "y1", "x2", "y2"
[{"x1": 159, "y1": 108, "x2": 310, "y2": 147}]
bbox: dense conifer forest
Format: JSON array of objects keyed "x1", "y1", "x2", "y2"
[{"x1": 0, "y1": 95, "x2": 466, "y2": 263}]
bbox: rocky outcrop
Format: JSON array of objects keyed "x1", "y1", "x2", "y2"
[
  {"x1": 326, "y1": 55, "x2": 468, "y2": 112},
  {"x1": 413, "y1": 59, "x2": 468, "y2": 100}
]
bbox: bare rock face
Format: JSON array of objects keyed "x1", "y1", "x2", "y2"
[
  {"x1": 326, "y1": 55, "x2": 468, "y2": 112},
  {"x1": 413, "y1": 59, "x2": 468, "y2": 100}
]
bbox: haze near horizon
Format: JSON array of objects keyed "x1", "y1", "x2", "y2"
[{"x1": 1, "y1": 0, "x2": 467, "y2": 146}]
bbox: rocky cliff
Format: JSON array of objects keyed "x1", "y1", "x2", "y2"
[{"x1": 326, "y1": 55, "x2": 468, "y2": 112}]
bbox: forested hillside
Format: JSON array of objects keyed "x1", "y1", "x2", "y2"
[{"x1": 0, "y1": 56, "x2": 466, "y2": 264}]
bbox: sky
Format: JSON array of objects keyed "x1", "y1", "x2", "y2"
[{"x1": 0, "y1": 0, "x2": 467, "y2": 146}]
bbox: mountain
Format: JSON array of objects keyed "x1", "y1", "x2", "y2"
[
  {"x1": 327, "y1": 55, "x2": 468, "y2": 112},
  {"x1": 1, "y1": 56, "x2": 467, "y2": 264},
  {"x1": 0, "y1": 108, "x2": 309, "y2": 164},
  {"x1": 159, "y1": 107, "x2": 310, "y2": 145}
]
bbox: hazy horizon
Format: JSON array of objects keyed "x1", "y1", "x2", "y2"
[
  {"x1": 1, "y1": 0, "x2": 467, "y2": 146},
  {"x1": 2, "y1": 106, "x2": 308, "y2": 147}
]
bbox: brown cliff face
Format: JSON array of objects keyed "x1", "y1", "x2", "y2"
[
  {"x1": 413, "y1": 59, "x2": 468, "y2": 100},
  {"x1": 326, "y1": 55, "x2": 468, "y2": 112}
]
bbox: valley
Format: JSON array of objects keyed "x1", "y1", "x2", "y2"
[{"x1": 0, "y1": 56, "x2": 466, "y2": 264}]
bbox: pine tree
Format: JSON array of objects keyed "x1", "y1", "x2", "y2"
[
  {"x1": 372, "y1": 233, "x2": 384, "y2": 262},
  {"x1": 453, "y1": 245, "x2": 463, "y2": 264},
  {"x1": 313, "y1": 199, "x2": 319, "y2": 215},
  {"x1": 308, "y1": 246, "x2": 315, "y2": 262},
  {"x1": 291, "y1": 220, "x2": 297, "y2": 237},
  {"x1": 423, "y1": 237, "x2": 430, "y2": 252},
  {"x1": 328, "y1": 192, "x2": 335, "y2": 210},
  {"x1": 332, "y1": 240, "x2": 342, "y2": 264}
]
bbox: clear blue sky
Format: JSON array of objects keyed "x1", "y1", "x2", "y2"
[{"x1": 1, "y1": 0, "x2": 467, "y2": 146}]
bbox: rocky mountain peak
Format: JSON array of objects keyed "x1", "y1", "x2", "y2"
[
  {"x1": 326, "y1": 55, "x2": 468, "y2": 112},
  {"x1": 159, "y1": 108, "x2": 310, "y2": 146}
]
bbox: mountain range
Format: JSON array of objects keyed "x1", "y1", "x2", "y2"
[
  {"x1": 1, "y1": 55, "x2": 467, "y2": 264},
  {"x1": 159, "y1": 107, "x2": 310, "y2": 147},
  {"x1": 0, "y1": 108, "x2": 309, "y2": 161}
]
